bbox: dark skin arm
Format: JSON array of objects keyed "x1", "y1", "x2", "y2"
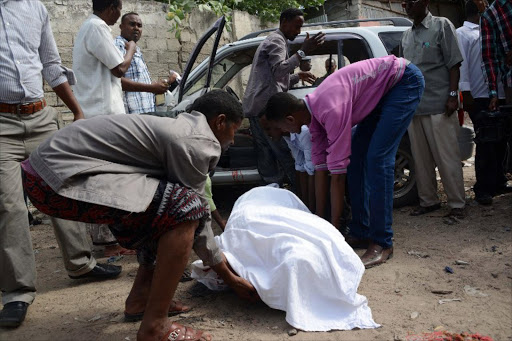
[
  {"x1": 461, "y1": 91, "x2": 474, "y2": 115},
  {"x1": 330, "y1": 173, "x2": 346, "y2": 230},
  {"x1": 297, "y1": 171, "x2": 309, "y2": 206},
  {"x1": 315, "y1": 170, "x2": 329, "y2": 219},
  {"x1": 211, "y1": 254, "x2": 259, "y2": 302},
  {"x1": 111, "y1": 41, "x2": 137, "y2": 78},
  {"x1": 298, "y1": 71, "x2": 316, "y2": 85},
  {"x1": 300, "y1": 32, "x2": 326, "y2": 55},
  {"x1": 445, "y1": 64, "x2": 461, "y2": 116},
  {"x1": 121, "y1": 78, "x2": 169, "y2": 94},
  {"x1": 52, "y1": 82, "x2": 84, "y2": 121},
  {"x1": 211, "y1": 209, "x2": 226, "y2": 231},
  {"x1": 307, "y1": 174, "x2": 316, "y2": 213}
]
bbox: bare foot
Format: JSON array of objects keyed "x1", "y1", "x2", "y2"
[
  {"x1": 125, "y1": 299, "x2": 191, "y2": 317},
  {"x1": 104, "y1": 244, "x2": 136, "y2": 257},
  {"x1": 137, "y1": 320, "x2": 211, "y2": 341}
]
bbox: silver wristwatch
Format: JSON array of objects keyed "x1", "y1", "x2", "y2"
[
  {"x1": 297, "y1": 49, "x2": 306, "y2": 59},
  {"x1": 449, "y1": 90, "x2": 458, "y2": 97}
]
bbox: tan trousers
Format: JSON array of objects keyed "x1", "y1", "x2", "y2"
[
  {"x1": 0, "y1": 106, "x2": 96, "y2": 305},
  {"x1": 408, "y1": 113, "x2": 466, "y2": 209}
]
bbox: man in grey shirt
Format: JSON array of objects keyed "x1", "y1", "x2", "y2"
[
  {"x1": 400, "y1": 0, "x2": 466, "y2": 220},
  {"x1": 243, "y1": 8, "x2": 324, "y2": 188},
  {"x1": 23, "y1": 90, "x2": 257, "y2": 341},
  {"x1": 0, "y1": 0, "x2": 120, "y2": 328}
]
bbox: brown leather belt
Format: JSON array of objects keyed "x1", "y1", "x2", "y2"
[{"x1": 0, "y1": 99, "x2": 47, "y2": 115}]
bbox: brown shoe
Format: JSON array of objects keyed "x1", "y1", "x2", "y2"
[
  {"x1": 361, "y1": 243, "x2": 393, "y2": 269},
  {"x1": 445, "y1": 207, "x2": 465, "y2": 219},
  {"x1": 410, "y1": 203, "x2": 441, "y2": 216},
  {"x1": 344, "y1": 236, "x2": 370, "y2": 249}
]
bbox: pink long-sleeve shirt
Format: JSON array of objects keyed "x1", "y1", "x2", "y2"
[{"x1": 305, "y1": 55, "x2": 408, "y2": 174}]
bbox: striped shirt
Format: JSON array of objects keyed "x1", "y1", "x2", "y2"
[
  {"x1": 0, "y1": 0, "x2": 75, "y2": 104},
  {"x1": 114, "y1": 35, "x2": 155, "y2": 114},
  {"x1": 480, "y1": 0, "x2": 512, "y2": 95}
]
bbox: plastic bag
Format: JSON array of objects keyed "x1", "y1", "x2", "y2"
[{"x1": 190, "y1": 260, "x2": 229, "y2": 291}]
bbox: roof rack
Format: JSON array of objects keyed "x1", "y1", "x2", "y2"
[{"x1": 240, "y1": 17, "x2": 412, "y2": 40}]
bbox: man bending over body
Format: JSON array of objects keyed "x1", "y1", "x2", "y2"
[
  {"x1": 263, "y1": 56, "x2": 424, "y2": 268},
  {"x1": 22, "y1": 90, "x2": 256, "y2": 341}
]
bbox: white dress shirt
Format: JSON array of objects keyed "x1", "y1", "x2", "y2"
[
  {"x1": 73, "y1": 14, "x2": 125, "y2": 118},
  {"x1": 0, "y1": 0, "x2": 75, "y2": 103},
  {"x1": 283, "y1": 125, "x2": 314, "y2": 176},
  {"x1": 456, "y1": 21, "x2": 505, "y2": 99}
]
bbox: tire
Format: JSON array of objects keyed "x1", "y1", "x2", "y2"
[{"x1": 393, "y1": 134, "x2": 419, "y2": 207}]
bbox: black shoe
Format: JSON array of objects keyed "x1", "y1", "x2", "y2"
[
  {"x1": 69, "y1": 263, "x2": 121, "y2": 280},
  {"x1": 0, "y1": 301, "x2": 29, "y2": 328},
  {"x1": 496, "y1": 184, "x2": 512, "y2": 195},
  {"x1": 475, "y1": 194, "x2": 493, "y2": 205},
  {"x1": 410, "y1": 203, "x2": 442, "y2": 216}
]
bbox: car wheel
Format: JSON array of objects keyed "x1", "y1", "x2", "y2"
[{"x1": 393, "y1": 135, "x2": 418, "y2": 207}]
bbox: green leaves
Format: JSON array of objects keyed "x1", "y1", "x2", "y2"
[{"x1": 163, "y1": 0, "x2": 325, "y2": 39}]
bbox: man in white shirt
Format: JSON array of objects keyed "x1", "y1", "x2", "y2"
[
  {"x1": 456, "y1": 0, "x2": 508, "y2": 205},
  {"x1": 72, "y1": 0, "x2": 137, "y2": 256},
  {"x1": 72, "y1": 0, "x2": 136, "y2": 118}
]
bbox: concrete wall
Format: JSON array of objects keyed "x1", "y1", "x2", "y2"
[
  {"x1": 41, "y1": 0, "x2": 270, "y2": 115},
  {"x1": 309, "y1": 0, "x2": 462, "y2": 27}
]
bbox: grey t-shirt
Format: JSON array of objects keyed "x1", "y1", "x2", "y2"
[
  {"x1": 30, "y1": 111, "x2": 223, "y2": 266},
  {"x1": 400, "y1": 13, "x2": 463, "y2": 115}
]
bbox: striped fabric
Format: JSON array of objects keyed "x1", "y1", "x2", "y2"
[
  {"x1": 480, "y1": 0, "x2": 512, "y2": 94},
  {"x1": 114, "y1": 35, "x2": 155, "y2": 114},
  {"x1": 0, "y1": 0, "x2": 74, "y2": 104}
]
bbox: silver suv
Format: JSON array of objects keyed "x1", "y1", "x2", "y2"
[{"x1": 163, "y1": 16, "x2": 474, "y2": 207}]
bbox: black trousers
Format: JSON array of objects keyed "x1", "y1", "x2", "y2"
[{"x1": 469, "y1": 98, "x2": 509, "y2": 197}]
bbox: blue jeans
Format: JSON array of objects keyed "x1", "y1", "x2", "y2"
[{"x1": 347, "y1": 64, "x2": 424, "y2": 248}]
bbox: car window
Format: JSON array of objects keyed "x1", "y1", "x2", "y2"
[
  {"x1": 183, "y1": 35, "x2": 372, "y2": 100},
  {"x1": 378, "y1": 31, "x2": 403, "y2": 57}
]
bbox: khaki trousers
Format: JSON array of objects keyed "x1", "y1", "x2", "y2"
[
  {"x1": 408, "y1": 113, "x2": 466, "y2": 209},
  {"x1": 0, "y1": 106, "x2": 96, "y2": 305}
]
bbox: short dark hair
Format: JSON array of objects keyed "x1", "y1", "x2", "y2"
[
  {"x1": 189, "y1": 89, "x2": 243, "y2": 123},
  {"x1": 465, "y1": 0, "x2": 479, "y2": 17},
  {"x1": 264, "y1": 92, "x2": 302, "y2": 121},
  {"x1": 92, "y1": 0, "x2": 120, "y2": 13},
  {"x1": 280, "y1": 8, "x2": 304, "y2": 24},
  {"x1": 121, "y1": 12, "x2": 139, "y2": 24}
]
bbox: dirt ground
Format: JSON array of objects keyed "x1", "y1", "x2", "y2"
[{"x1": 1, "y1": 163, "x2": 511, "y2": 341}]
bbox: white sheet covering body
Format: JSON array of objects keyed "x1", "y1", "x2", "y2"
[{"x1": 192, "y1": 187, "x2": 379, "y2": 331}]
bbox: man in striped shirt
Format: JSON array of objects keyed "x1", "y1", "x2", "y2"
[
  {"x1": 0, "y1": 0, "x2": 121, "y2": 328},
  {"x1": 480, "y1": 0, "x2": 512, "y2": 109},
  {"x1": 480, "y1": 0, "x2": 512, "y2": 186},
  {"x1": 114, "y1": 12, "x2": 169, "y2": 114}
]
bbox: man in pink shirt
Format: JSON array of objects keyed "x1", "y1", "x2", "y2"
[{"x1": 263, "y1": 55, "x2": 424, "y2": 268}]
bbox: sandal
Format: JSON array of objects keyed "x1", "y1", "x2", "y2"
[
  {"x1": 410, "y1": 203, "x2": 441, "y2": 216},
  {"x1": 162, "y1": 322, "x2": 211, "y2": 341},
  {"x1": 124, "y1": 300, "x2": 192, "y2": 322}
]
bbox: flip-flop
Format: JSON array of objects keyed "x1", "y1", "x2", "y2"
[
  {"x1": 161, "y1": 322, "x2": 211, "y2": 341},
  {"x1": 124, "y1": 300, "x2": 192, "y2": 322}
]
